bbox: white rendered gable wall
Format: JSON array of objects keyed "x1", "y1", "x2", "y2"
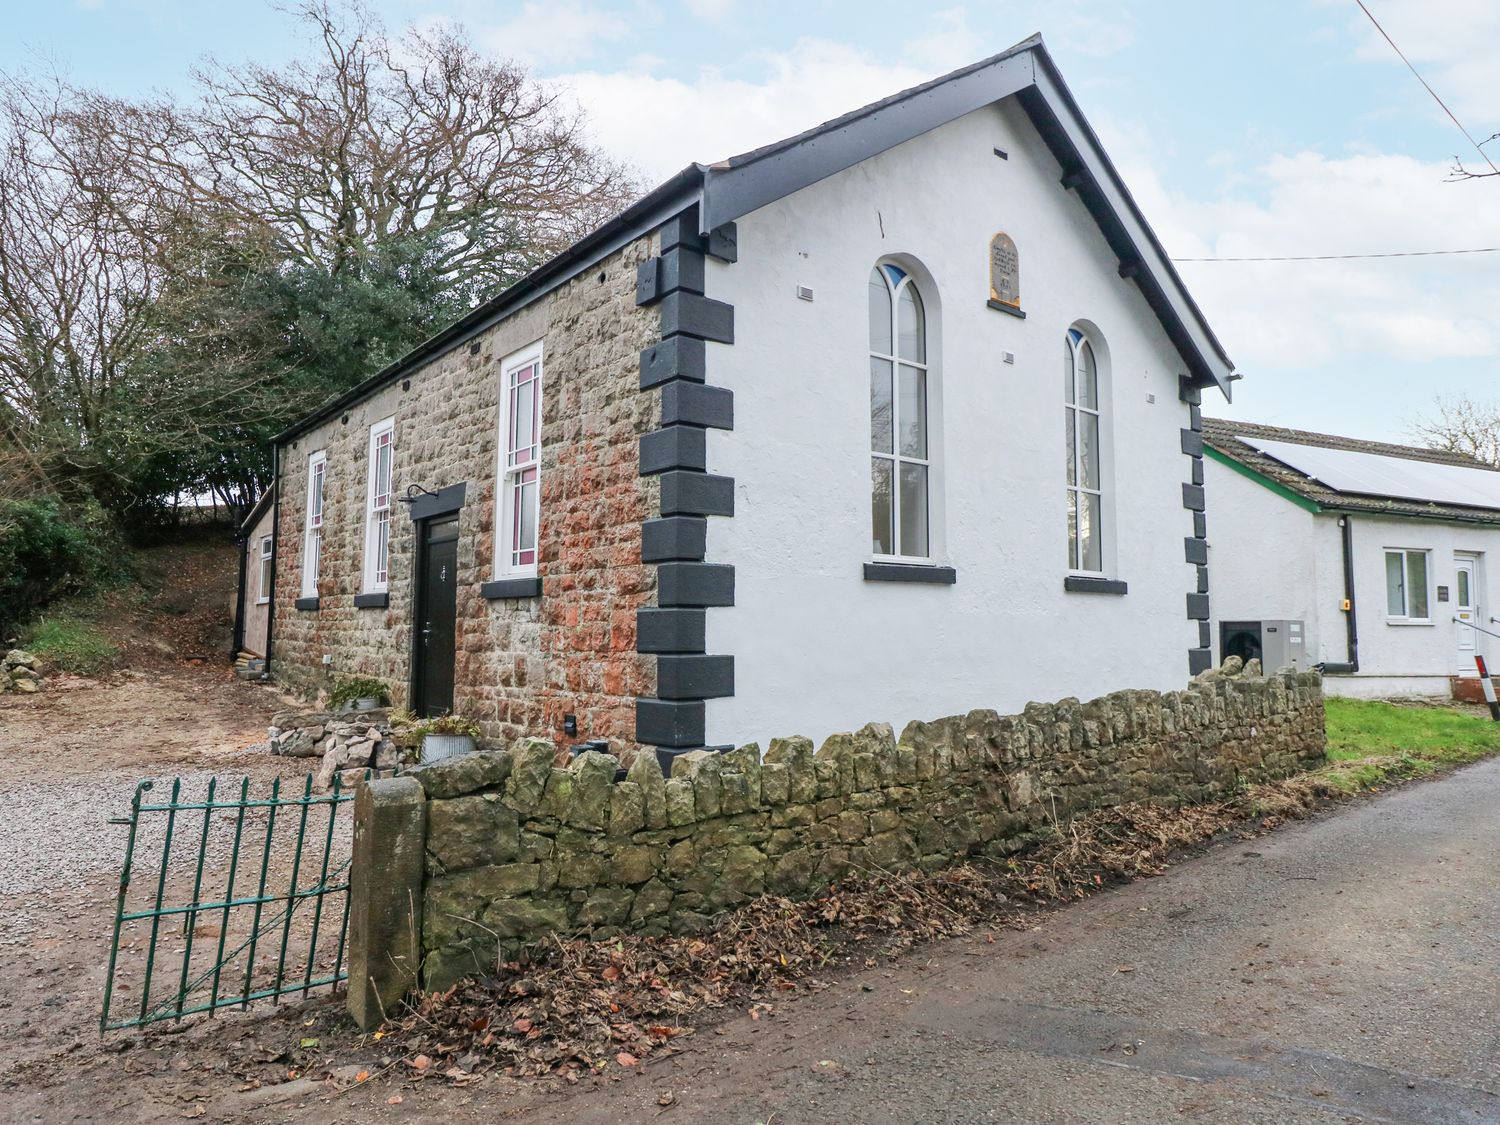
[{"x1": 701, "y1": 99, "x2": 1205, "y2": 749}]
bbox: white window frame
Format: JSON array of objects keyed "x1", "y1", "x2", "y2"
[
  {"x1": 869, "y1": 263, "x2": 933, "y2": 564},
  {"x1": 494, "y1": 341, "x2": 544, "y2": 579},
  {"x1": 362, "y1": 418, "x2": 395, "y2": 593},
  {"x1": 1064, "y1": 327, "x2": 1107, "y2": 575},
  {"x1": 301, "y1": 451, "x2": 326, "y2": 598},
  {"x1": 1385, "y1": 548, "x2": 1432, "y2": 624},
  {"x1": 256, "y1": 534, "x2": 273, "y2": 604}
]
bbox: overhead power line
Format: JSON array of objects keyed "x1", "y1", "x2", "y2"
[
  {"x1": 1174, "y1": 246, "x2": 1500, "y2": 262},
  {"x1": 1355, "y1": 0, "x2": 1500, "y2": 178}
]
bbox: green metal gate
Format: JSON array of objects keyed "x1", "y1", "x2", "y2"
[{"x1": 101, "y1": 772, "x2": 359, "y2": 1032}]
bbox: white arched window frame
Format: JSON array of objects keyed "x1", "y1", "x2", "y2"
[
  {"x1": 869, "y1": 263, "x2": 931, "y2": 562},
  {"x1": 1064, "y1": 327, "x2": 1106, "y2": 573}
]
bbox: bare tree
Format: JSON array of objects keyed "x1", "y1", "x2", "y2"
[
  {"x1": 0, "y1": 76, "x2": 166, "y2": 510},
  {"x1": 0, "y1": 1, "x2": 641, "y2": 518},
  {"x1": 1411, "y1": 395, "x2": 1500, "y2": 467},
  {"x1": 1447, "y1": 133, "x2": 1500, "y2": 181},
  {"x1": 56, "y1": 2, "x2": 638, "y2": 293}
]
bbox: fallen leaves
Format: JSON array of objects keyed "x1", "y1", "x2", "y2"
[{"x1": 366, "y1": 792, "x2": 1332, "y2": 1090}]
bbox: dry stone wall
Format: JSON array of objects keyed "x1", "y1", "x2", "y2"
[
  {"x1": 399, "y1": 672, "x2": 1326, "y2": 990},
  {"x1": 272, "y1": 233, "x2": 660, "y2": 754}
]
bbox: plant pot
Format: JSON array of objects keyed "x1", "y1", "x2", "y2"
[
  {"x1": 421, "y1": 733, "x2": 476, "y2": 764},
  {"x1": 354, "y1": 696, "x2": 381, "y2": 711}
]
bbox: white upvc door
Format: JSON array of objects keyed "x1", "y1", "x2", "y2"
[{"x1": 1454, "y1": 555, "x2": 1480, "y2": 671}]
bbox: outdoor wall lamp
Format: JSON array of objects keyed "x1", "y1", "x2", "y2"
[{"x1": 395, "y1": 483, "x2": 440, "y2": 505}]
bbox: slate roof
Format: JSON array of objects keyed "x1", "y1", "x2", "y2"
[{"x1": 1203, "y1": 418, "x2": 1500, "y2": 525}]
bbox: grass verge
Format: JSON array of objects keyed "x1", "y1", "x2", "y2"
[
  {"x1": 1319, "y1": 697, "x2": 1500, "y2": 792},
  {"x1": 22, "y1": 614, "x2": 119, "y2": 676}
]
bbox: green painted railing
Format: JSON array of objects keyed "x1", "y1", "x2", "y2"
[{"x1": 101, "y1": 772, "x2": 358, "y2": 1032}]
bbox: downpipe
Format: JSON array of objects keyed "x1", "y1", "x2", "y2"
[{"x1": 1319, "y1": 515, "x2": 1360, "y2": 675}]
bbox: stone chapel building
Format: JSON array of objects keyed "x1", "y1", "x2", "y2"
[{"x1": 262, "y1": 35, "x2": 1237, "y2": 762}]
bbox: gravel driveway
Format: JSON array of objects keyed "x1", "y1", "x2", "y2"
[{"x1": 0, "y1": 670, "x2": 326, "y2": 1064}]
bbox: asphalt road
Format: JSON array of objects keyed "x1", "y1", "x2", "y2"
[{"x1": 530, "y1": 758, "x2": 1500, "y2": 1124}]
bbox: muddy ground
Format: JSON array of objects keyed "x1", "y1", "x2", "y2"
[{"x1": 0, "y1": 667, "x2": 310, "y2": 1073}]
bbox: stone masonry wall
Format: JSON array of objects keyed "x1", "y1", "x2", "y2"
[
  {"x1": 403, "y1": 672, "x2": 1327, "y2": 989},
  {"x1": 272, "y1": 234, "x2": 660, "y2": 753}
]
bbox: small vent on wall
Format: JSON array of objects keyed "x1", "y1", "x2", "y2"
[
  {"x1": 1002, "y1": 351, "x2": 1015, "y2": 366},
  {"x1": 796, "y1": 285, "x2": 814, "y2": 302}
]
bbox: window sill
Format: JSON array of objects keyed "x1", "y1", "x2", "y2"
[
  {"x1": 863, "y1": 562, "x2": 957, "y2": 585},
  {"x1": 1385, "y1": 618, "x2": 1434, "y2": 627},
  {"x1": 254, "y1": 598, "x2": 270, "y2": 606},
  {"x1": 986, "y1": 298, "x2": 1026, "y2": 319},
  {"x1": 294, "y1": 596, "x2": 320, "y2": 611},
  {"x1": 482, "y1": 576, "x2": 542, "y2": 600},
  {"x1": 354, "y1": 592, "x2": 389, "y2": 609},
  {"x1": 1064, "y1": 575, "x2": 1128, "y2": 595}
]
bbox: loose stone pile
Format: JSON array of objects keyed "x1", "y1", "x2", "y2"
[
  {"x1": 1193, "y1": 655, "x2": 1266, "y2": 683},
  {"x1": 0, "y1": 650, "x2": 43, "y2": 694},
  {"x1": 268, "y1": 709, "x2": 401, "y2": 791}
]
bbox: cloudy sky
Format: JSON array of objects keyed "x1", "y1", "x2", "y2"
[{"x1": 6, "y1": 0, "x2": 1499, "y2": 440}]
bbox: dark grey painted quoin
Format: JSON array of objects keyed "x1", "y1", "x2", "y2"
[
  {"x1": 641, "y1": 516, "x2": 708, "y2": 562},
  {"x1": 633, "y1": 207, "x2": 739, "y2": 751},
  {"x1": 1180, "y1": 379, "x2": 1213, "y2": 674}
]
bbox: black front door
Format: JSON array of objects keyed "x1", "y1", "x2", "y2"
[{"x1": 413, "y1": 516, "x2": 459, "y2": 717}]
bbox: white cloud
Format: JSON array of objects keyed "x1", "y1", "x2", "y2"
[
  {"x1": 1114, "y1": 148, "x2": 1500, "y2": 371},
  {"x1": 1345, "y1": 0, "x2": 1500, "y2": 132},
  {"x1": 907, "y1": 8, "x2": 985, "y2": 73},
  {"x1": 1046, "y1": 5, "x2": 1135, "y2": 57},
  {"x1": 684, "y1": 0, "x2": 735, "y2": 24},
  {"x1": 557, "y1": 39, "x2": 933, "y2": 180},
  {"x1": 476, "y1": 1, "x2": 636, "y2": 68}
]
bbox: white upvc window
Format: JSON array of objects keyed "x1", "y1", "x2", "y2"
[
  {"x1": 1064, "y1": 327, "x2": 1105, "y2": 573},
  {"x1": 363, "y1": 418, "x2": 395, "y2": 592},
  {"x1": 1385, "y1": 548, "x2": 1431, "y2": 622},
  {"x1": 495, "y1": 342, "x2": 543, "y2": 577},
  {"x1": 256, "y1": 535, "x2": 273, "y2": 604},
  {"x1": 301, "y1": 451, "x2": 326, "y2": 597},
  {"x1": 868, "y1": 264, "x2": 931, "y2": 561}
]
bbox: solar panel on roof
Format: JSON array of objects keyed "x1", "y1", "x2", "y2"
[{"x1": 1238, "y1": 436, "x2": 1500, "y2": 511}]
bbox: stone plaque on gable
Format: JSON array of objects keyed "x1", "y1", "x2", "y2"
[{"x1": 989, "y1": 232, "x2": 1019, "y2": 307}]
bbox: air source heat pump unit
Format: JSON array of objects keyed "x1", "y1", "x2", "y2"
[{"x1": 1219, "y1": 620, "x2": 1307, "y2": 672}]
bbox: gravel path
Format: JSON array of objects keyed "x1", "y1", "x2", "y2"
[{"x1": 0, "y1": 670, "x2": 325, "y2": 1065}]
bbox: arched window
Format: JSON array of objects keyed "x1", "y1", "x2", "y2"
[
  {"x1": 1064, "y1": 327, "x2": 1104, "y2": 572},
  {"x1": 869, "y1": 264, "x2": 929, "y2": 559}
]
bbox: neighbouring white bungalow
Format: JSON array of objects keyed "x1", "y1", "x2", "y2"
[{"x1": 1203, "y1": 419, "x2": 1500, "y2": 700}]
